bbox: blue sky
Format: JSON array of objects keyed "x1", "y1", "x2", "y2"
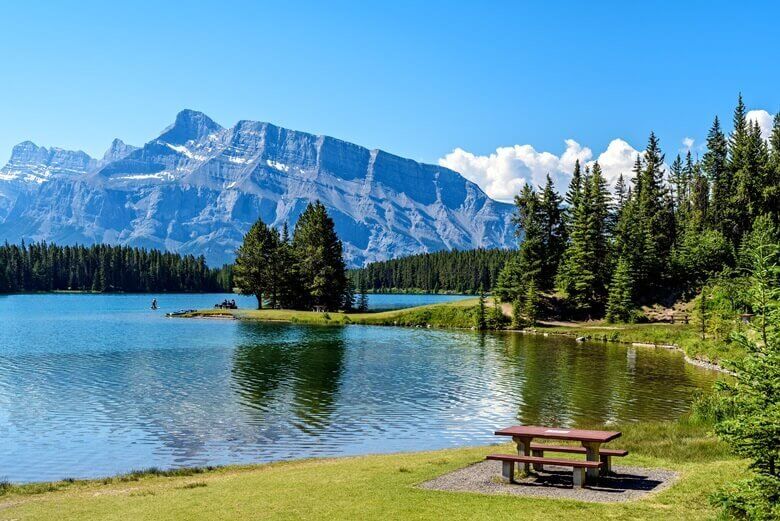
[{"x1": 1, "y1": 1, "x2": 778, "y2": 200}]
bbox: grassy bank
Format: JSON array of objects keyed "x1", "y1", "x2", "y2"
[
  {"x1": 184, "y1": 297, "x2": 482, "y2": 329},
  {"x1": 0, "y1": 417, "x2": 743, "y2": 520}
]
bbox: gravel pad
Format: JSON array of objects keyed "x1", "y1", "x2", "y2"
[{"x1": 419, "y1": 460, "x2": 679, "y2": 503}]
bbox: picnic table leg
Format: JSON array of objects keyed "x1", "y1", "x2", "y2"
[
  {"x1": 582, "y1": 441, "x2": 601, "y2": 482},
  {"x1": 501, "y1": 460, "x2": 515, "y2": 483},
  {"x1": 512, "y1": 436, "x2": 532, "y2": 473},
  {"x1": 600, "y1": 453, "x2": 612, "y2": 474}
]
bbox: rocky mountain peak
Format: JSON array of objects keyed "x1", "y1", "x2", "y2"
[
  {"x1": 157, "y1": 109, "x2": 223, "y2": 145},
  {"x1": 0, "y1": 111, "x2": 516, "y2": 266},
  {"x1": 101, "y1": 138, "x2": 138, "y2": 163}
]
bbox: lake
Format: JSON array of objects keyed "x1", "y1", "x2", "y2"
[{"x1": 0, "y1": 293, "x2": 720, "y2": 483}]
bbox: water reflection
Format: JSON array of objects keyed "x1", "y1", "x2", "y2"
[
  {"x1": 231, "y1": 323, "x2": 345, "y2": 433},
  {"x1": 0, "y1": 293, "x2": 722, "y2": 482},
  {"x1": 488, "y1": 333, "x2": 715, "y2": 426}
]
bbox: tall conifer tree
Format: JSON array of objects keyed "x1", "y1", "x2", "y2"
[
  {"x1": 292, "y1": 201, "x2": 349, "y2": 311},
  {"x1": 703, "y1": 116, "x2": 730, "y2": 233}
]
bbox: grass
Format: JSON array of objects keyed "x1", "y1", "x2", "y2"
[
  {"x1": 184, "y1": 297, "x2": 481, "y2": 329},
  {"x1": 0, "y1": 417, "x2": 744, "y2": 521}
]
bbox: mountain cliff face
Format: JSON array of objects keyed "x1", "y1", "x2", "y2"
[{"x1": 0, "y1": 110, "x2": 516, "y2": 267}]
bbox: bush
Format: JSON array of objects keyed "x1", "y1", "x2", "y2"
[{"x1": 711, "y1": 475, "x2": 780, "y2": 521}]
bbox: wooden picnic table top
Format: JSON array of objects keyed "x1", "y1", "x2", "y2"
[{"x1": 494, "y1": 425, "x2": 621, "y2": 443}]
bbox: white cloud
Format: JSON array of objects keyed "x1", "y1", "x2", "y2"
[
  {"x1": 440, "y1": 139, "x2": 642, "y2": 201},
  {"x1": 438, "y1": 141, "x2": 592, "y2": 202},
  {"x1": 682, "y1": 137, "x2": 695, "y2": 150},
  {"x1": 746, "y1": 110, "x2": 774, "y2": 141},
  {"x1": 589, "y1": 139, "x2": 642, "y2": 186}
]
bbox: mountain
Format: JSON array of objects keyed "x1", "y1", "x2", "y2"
[{"x1": 0, "y1": 110, "x2": 517, "y2": 267}]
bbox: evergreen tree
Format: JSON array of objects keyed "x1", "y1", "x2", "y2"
[
  {"x1": 276, "y1": 222, "x2": 297, "y2": 308},
  {"x1": 635, "y1": 132, "x2": 674, "y2": 294},
  {"x1": 511, "y1": 297, "x2": 524, "y2": 329},
  {"x1": 557, "y1": 162, "x2": 611, "y2": 314},
  {"x1": 538, "y1": 174, "x2": 566, "y2": 290},
  {"x1": 351, "y1": 248, "x2": 512, "y2": 294},
  {"x1": 476, "y1": 287, "x2": 487, "y2": 330},
  {"x1": 711, "y1": 217, "x2": 779, "y2": 519},
  {"x1": 523, "y1": 278, "x2": 539, "y2": 326},
  {"x1": 357, "y1": 276, "x2": 369, "y2": 312},
  {"x1": 684, "y1": 151, "x2": 707, "y2": 230},
  {"x1": 489, "y1": 297, "x2": 506, "y2": 329},
  {"x1": 495, "y1": 184, "x2": 542, "y2": 300},
  {"x1": 233, "y1": 218, "x2": 281, "y2": 309},
  {"x1": 670, "y1": 153, "x2": 686, "y2": 214},
  {"x1": 292, "y1": 201, "x2": 349, "y2": 311},
  {"x1": 728, "y1": 94, "x2": 768, "y2": 245},
  {"x1": 564, "y1": 159, "x2": 583, "y2": 229},
  {"x1": 605, "y1": 257, "x2": 635, "y2": 323},
  {"x1": 614, "y1": 174, "x2": 628, "y2": 214},
  {"x1": 766, "y1": 113, "x2": 780, "y2": 221},
  {"x1": 703, "y1": 116, "x2": 731, "y2": 233}
]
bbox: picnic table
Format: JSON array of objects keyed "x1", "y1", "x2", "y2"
[{"x1": 492, "y1": 425, "x2": 623, "y2": 485}]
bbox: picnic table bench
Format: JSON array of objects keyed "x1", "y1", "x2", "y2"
[{"x1": 487, "y1": 425, "x2": 628, "y2": 488}]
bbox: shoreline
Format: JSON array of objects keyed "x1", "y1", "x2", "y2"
[
  {"x1": 0, "y1": 417, "x2": 742, "y2": 520},
  {"x1": 179, "y1": 302, "x2": 732, "y2": 374}
]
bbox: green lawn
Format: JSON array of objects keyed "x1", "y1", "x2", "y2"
[
  {"x1": 0, "y1": 418, "x2": 744, "y2": 521},
  {"x1": 185, "y1": 297, "x2": 481, "y2": 328}
]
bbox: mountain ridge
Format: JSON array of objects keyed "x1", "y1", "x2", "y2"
[{"x1": 0, "y1": 110, "x2": 517, "y2": 267}]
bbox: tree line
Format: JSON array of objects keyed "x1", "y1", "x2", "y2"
[
  {"x1": 0, "y1": 241, "x2": 232, "y2": 293},
  {"x1": 348, "y1": 248, "x2": 513, "y2": 294},
  {"x1": 234, "y1": 201, "x2": 351, "y2": 310},
  {"x1": 497, "y1": 94, "x2": 780, "y2": 323}
]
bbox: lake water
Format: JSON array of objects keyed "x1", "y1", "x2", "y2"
[{"x1": 0, "y1": 293, "x2": 720, "y2": 483}]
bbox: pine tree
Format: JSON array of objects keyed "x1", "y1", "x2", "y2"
[
  {"x1": 557, "y1": 162, "x2": 611, "y2": 314},
  {"x1": 564, "y1": 159, "x2": 583, "y2": 230},
  {"x1": 727, "y1": 94, "x2": 768, "y2": 245},
  {"x1": 605, "y1": 258, "x2": 635, "y2": 323},
  {"x1": 292, "y1": 201, "x2": 349, "y2": 311},
  {"x1": 634, "y1": 132, "x2": 674, "y2": 295},
  {"x1": 711, "y1": 217, "x2": 779, "y2": 519},
  {"x1": 523, "y1": 278, "x2": 539, "y2": 326},
  {"x1": 511, "y1": 297, "x2": 524, "y2": 329},
  {"x1": 679, "y1": 151, "x2": 697, "y2": 226},
  {"x1": 766, "y1": 113, "x2": 780, "y2": 221},
  {"x1": 614, "y1": 174, "x2": 628, "y2": 213},
  {"x1": 476, "y1": 287, "x2": 487, "y2": 330},
  {"x1": 357, "y1": 276, "x2": 369, "y2": 312},
  {"x1": 670, "y1": 153, "x2": 686, "y2": 214},
  {"x1": 276, "y1": 222, "x2": 298, "y2": 308},
  {"x1": 703, "y1": 116, "x2": 731, "y2": 233},
  {"x1": 495, "y1": 184, "x2": 543, "y2": 300},
  {"x1": 538, "y1": 174, "x2": 566, "y2": 290},
  {"x1": 489, "y1": 297, "x2": 505, "y2": 329},
  {"x1": 233, "y1": 218, "x2": 281, "y2": 309}
]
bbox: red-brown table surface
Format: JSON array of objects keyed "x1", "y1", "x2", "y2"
[{"x1": 494, "y1": 425, "x2": 621, "y2": 443}]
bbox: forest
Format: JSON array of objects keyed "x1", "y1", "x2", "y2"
[
  {"x1": 493, "y1": 94, "x2": 778, "y2": 322},
  {"x1": 348, "y1": 248, "x2": 512, "y2": 294},
  {"x1": 0, "y1": 242, "x2": 232, "y2": 293}
]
